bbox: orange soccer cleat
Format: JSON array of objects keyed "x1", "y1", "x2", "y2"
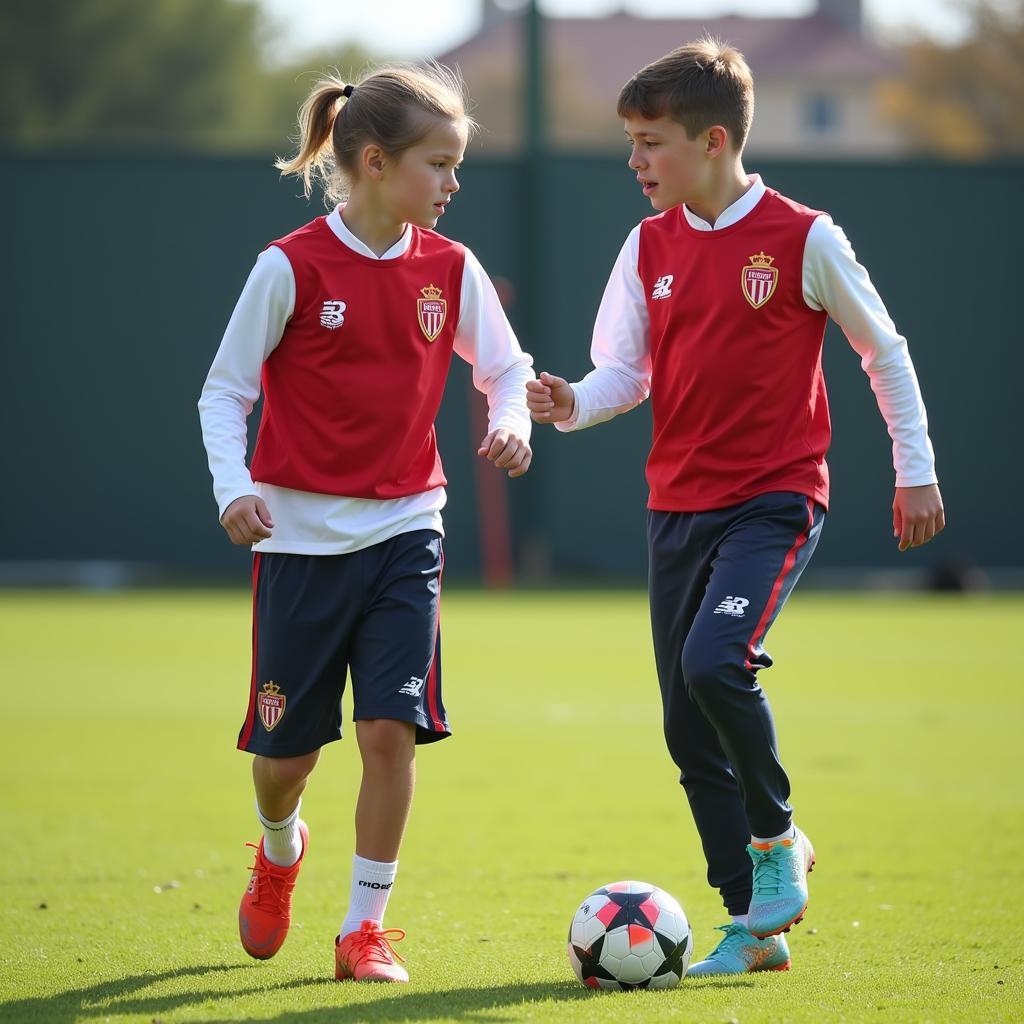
[
  {"x1": 238, "y1": 820, "x2": 309, "y2": 960},
  {"x1": 335, "y1": 920, "x2": 409, "y2": 983}
]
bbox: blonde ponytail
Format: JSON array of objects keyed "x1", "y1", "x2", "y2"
[
  {"x1": 277, "y1": 62, "x2": 476, "y2": 206},
  {"x1": 274, "y1": 75, "x2": 349, "y2": 201}
]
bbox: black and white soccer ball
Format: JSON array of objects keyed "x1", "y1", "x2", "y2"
[{"x1": 567, "y1": 880, "x2": 691, "y2": 990}]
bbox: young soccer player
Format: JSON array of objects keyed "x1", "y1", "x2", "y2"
[
  {"x1": 199, "y1": 63, "x2": 533, "y2": 983},
  {"x1": 526, "y1": 39, "x2": 944, "y2": 976}
]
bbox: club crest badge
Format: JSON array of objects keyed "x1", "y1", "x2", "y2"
[
  {"x1": 741, "y1": 252, "x2": 779, "y2": 309},
  {"x1": 417, "y1": 284, "x2": 447, "y2": 342},
  {"x1": 257, "y1": 681, "x2": 286, "y2": 731}
]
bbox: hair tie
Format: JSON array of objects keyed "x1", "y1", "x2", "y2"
[{"x1": 342, "y1": 84, "x2": 354, "y2": 98}]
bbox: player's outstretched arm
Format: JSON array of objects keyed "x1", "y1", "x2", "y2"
[
  {"x1": 221, "y1": 495, "x2": 274, "y2": 546},
  {"x1": 526, "y1": 372, "x2": 575, "y2": 423},
  {"x1": 892, "y1": 484, "x2": 945, "y2": 552}
]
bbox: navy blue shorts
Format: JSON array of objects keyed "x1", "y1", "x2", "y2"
[{"x1": 238, "y1": 530, "x2": 450, "y2": 757}]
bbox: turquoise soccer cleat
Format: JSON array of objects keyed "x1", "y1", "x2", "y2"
[
  {"x1": 686, "y1": 923, "x2": 791, "y2": 976},
  {"x1": 747, "y1": 826, "x2": 815, "y2": 938}
]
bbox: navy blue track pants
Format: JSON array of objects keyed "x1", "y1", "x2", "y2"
[{"x1": 648, "y1": 491, "x2": 824, "y2": 914}]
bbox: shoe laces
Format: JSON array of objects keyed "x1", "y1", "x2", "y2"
[
  {"x1": 749, "y1": 843, "x2": 786, "y2": 895},
  {"x1": 345, "y1": 922, "x2": 407, "y2": 967},
  {"x1": 244, "y1": 842, "x2": 292, "y2": 910},
  {"x1": 707, "y1": 923, "x2": 750, "y2": 959}
]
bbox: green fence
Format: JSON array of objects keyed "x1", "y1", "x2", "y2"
[{"x1": 2, "y1": 152, "x2": 1019, "y2": 582}]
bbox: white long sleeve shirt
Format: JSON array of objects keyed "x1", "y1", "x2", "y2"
[
  {"x1": 199, "y1": 207, "x2": 534, "y2": 554},
  {"x1": 560, "y1": 174, "x2": 937, "y2": 490}
]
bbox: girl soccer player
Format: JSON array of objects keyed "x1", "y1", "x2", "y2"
[{"x1": 198, "y1": 63, "x2": 533, "y2": 983}]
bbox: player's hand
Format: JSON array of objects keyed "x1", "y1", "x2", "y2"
[
  {"x1": 892, "y1": 483, "x2": 944, "y2": 552},
  {"x1": 477, "y1": 428, "x2": 532, "y2": 478},
  {"x1": 221, "y1": 495, "x2": 274, "y2": 546},
  {"x1": 526, "y1": 371, "x2": 575, "y2": 423}
]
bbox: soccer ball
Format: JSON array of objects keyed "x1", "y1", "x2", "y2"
[{"x1": 567, "y1": 880, "x2": 691, "y2": 990}]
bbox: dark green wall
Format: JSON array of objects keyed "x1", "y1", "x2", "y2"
[
  {"x1": 508, "y1": 157, "x2": 1024, "y2": 580},
  {"x1": 1, "y1": 153, "x2": 1019, "y2": 580}
]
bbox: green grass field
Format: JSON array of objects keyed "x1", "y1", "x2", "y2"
[{"x1": 3, "y1": 590, "x2": 1021, "y2": 1023}]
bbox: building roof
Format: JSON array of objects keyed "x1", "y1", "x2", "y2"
[
  {"x1": 440, "y1": 8, "x2": 903, "y2": 154},
  {"x1": 443, "y1": 11, "x2": 896, "y2": 90}
]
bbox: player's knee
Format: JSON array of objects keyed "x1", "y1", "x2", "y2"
[
  {"x1": 357, "y1": 718, "x2": 415, "y2": 768},
  {"x1": 256, "y1": 750, "x2": 319, "y2": 790},
  {"x1": 680, "y1": 645, "x2": 731, "y2": 710}
]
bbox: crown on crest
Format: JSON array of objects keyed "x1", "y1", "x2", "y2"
[
  {"x1": 420, "y1": 283, "x2": 443, "y2": 299},
  {"x1": 747, "y1": 251, "x2": 775, "y2": 267},
  {"x1": 262, "y1": 681, "x2": 281, "y2": 696}
]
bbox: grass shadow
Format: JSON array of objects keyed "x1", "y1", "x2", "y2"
[
  {"x1": 0, "y1": 964, "x2": 271, "y2": 1023},
  {"x1": 196, "y1": 979, "x2": 619, "y2": 1023},
  {"x1": 1, "y1": 967, "x2": 599, "y2": 1024}
]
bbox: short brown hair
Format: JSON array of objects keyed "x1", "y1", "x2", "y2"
[
  {"x1": 617, "y1": 37, "x2": 754, "y2": 152},
  {"x1": 277, "y1": 61, "x2": 476, "y2": 205}
]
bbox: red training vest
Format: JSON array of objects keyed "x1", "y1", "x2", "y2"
[
  {"x1": 249, "y1": 217, "x2": 465, "y2": 499},
  {"x1": 637, "y1": 189, "x2": 831, "y2": 512}
]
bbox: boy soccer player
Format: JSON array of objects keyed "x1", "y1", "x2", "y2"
[{"x1": 526, "y1": 39, "x2": 944, "y2": 976}]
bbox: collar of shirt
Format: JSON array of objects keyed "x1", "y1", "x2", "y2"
[
  {"x1": 326, "y1": 205, "x2": 413, "y2": 259},
  {"x1": 682, "y1": 174, "x2": 766, "y2": 232}
]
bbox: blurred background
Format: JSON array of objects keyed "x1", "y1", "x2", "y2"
[{"x1": 1, "y1": 0, "x2": 1021, "y2": 589}]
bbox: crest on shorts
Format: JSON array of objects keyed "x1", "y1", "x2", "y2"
[
  {"x1": 417, "y1": 284, "x2": 447, "y2": 342},
  {"x1": 741, "y1": 252, "x2": 779, "y2": 309},
  {"x1": 258, "y1": 681, "x2": 286, "y2": 731}
]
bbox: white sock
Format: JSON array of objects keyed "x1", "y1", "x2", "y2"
[
  {"x1": 732, "y1": 914, "x2": 750, "y2": 929},
  {"x1": 256, "y1": 799, "x2": 303, "y2": 868},
  {"x1": 340, "y1": 854, "x2": 398, "y2": 938},
  {"x1": 751, "y1": 825, "x2": 796, "y2": 846}
]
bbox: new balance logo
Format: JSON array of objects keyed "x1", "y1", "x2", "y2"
[
  {"x1": 714, "y1": 596, "x2": 750, "y2": 617},
  {"x1": 651, "y1": 275, "x2": 673, "y2": 300},
  {"x1": 320, "y1": 300, "x2": 347, "y2": 328},
  {"x1": 398, "y1": 676, "x2": 424, "y2": 697}
]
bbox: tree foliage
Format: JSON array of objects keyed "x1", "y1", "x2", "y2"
[
  {"x1": 0, "y1": 0, "x2": 375, "y2": 150},
  {"x1": 882, "y1": 0, "x2": 1024, "y2": 157}
]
